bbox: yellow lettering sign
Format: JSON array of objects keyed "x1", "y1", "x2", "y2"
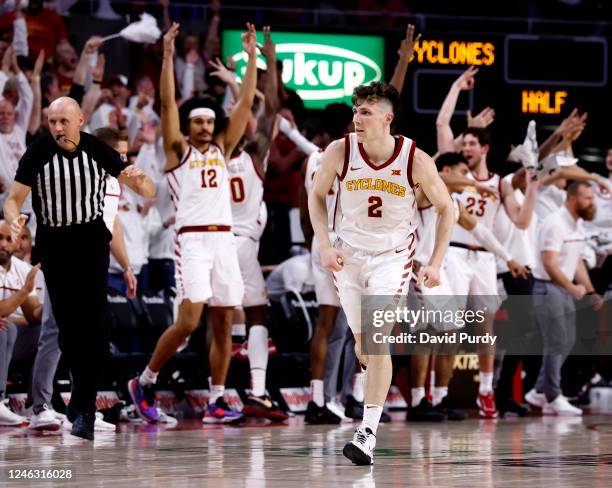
[
  {"x1": 521, "y1": 90, "x2": 567, "y2": 114},
  {"x1": 412, "y1": 40, "x2": 495, "y2": 66}
]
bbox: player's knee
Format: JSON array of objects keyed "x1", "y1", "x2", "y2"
[{"x1": 174, "y1": 316, "x2": 199, "y2": 336}]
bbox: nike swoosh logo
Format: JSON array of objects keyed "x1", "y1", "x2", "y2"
[
  {"x1": 395, "y1": 248, "x2": 407, "y2": 253},
  {"x1": 350, "y1": 166, "x2": 362, "y2": 170}
]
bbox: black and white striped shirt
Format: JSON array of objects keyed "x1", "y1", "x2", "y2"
[{"x1": 15, "y1": 133, "x2": 125, "y2": 227}]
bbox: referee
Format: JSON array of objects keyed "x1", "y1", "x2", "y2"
[{"x1": 3, "y1": 97, "x2": 133, "y2": 440}]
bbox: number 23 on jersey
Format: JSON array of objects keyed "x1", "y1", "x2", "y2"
[{"x1": 465, "y1": 196, "x2": 487, "y2": 217}]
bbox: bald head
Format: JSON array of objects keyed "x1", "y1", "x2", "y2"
[
  {"x1": 49, "y1": 96, "x2": 82, "y2": 116},
  {"x1": 48, "y1": 97, "x2": 84, "y2": 151}
]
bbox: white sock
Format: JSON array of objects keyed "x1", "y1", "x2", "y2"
[
  {"x1": 352, "y1": 373, "x2": 365, "y2": 402},
  {"x1": 209, "y1": 385, "x2": 225, "y2": 404},
  {"x1": 361, "y1": 404, "x2": 383, "y2": 434},
  {"x1": 479, "y1": 372, "x2": 494, "y2": 395},
  {"x1": 311, "y1": 379, "x2": 324, "y2": 407},
  {"x1": 432, "y1": 386, "x2": 448, "y2": 406},
  {"x1": 139, "y1": 366, "x2": 158, "y2": 386},
  {"x1": 232, "y1": 323, "x2": 246, "y2": 337},
  {"x1": 247, "y1": 326, "x2": 268, "y2": 397},
  {"x1": 411, "y1": 387, "x2": 425, "y2": 407}
]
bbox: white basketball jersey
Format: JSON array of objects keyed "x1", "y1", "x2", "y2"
[
  {"x1": 227, "y1": 150, "x2": 265, "y2": 240},
  {"x1": 103, "y1": 176, "x2": 120, "y2": 233},
  {"x1": 165, "y1": 143, "x2": 232, "y2": 230},
  {"x1": 304, "y1": 149, "x2": 339, "y2": 235},
  {"x1": 338, "y1": 133, "x2": 417, "y2": 252},
  {"x1": 451, "y1": 171, "x2": 502, "y2": 247},
  {"x1": 415, "y1": 197, "x2": 460, "y2": 264},
  {"x1": 493, "y1": 174, "x2": 538, "y2": 272}
]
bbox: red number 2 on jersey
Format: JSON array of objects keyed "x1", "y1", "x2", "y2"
[
  {"x1": 368, "y1": 196, "x2": 383, "y2": 218},
  {"x1": 201, "y1": 169, "x2": 218, "y2": 188}
]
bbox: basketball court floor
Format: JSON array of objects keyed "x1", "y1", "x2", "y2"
[{"x1": 2, "y1": 413, "x2": 612, "y2": 487}]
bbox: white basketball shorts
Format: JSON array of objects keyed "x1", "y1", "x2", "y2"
[
  {"x1": 235, "y1": 235, "x2": 268, "y2": 307},
  {"x1": 175, "y1": 231, "x2": 244, "y2": 307},
  {"x1": 333, "y1": 234, "x2": 415, "y2": 334}
]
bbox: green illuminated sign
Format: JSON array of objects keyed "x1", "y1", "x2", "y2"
[{"x1": 222, "y1": 31, "x2": 385, "y2": 109}]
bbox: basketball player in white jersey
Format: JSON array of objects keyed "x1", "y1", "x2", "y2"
[
  {"x1": 450, "y1": 127, "x2": 539, "y2": 418},
  {"x1": 408, "y1": 152, "x2": 528, "y2": 422},
  {"x1": 226, "y1": 28, "x2": 287, "y2": 421},
  {"x1": 310, "y1": 82, "x2": 454, "y2": 465},
  {"x1": 128, "y1": 22, "x2": 258, "y2": 424}
]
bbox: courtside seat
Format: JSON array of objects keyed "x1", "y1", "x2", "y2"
[
  {"x1": 107, "y1": 289, "x2": 140, "y2": 353},
  {"x1": 135, "y1": 290, "x2": 174, "y2": 352}
]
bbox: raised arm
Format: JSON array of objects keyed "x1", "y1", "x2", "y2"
[
  {"x1": 159, "y1": 0, "x2": 171, "y2": 30},
  {"x1": 179, "y1": 49, "x2": 198, "y2": 103},
  {"x1": 12, "y1": 6, "x2": 28, "y2": 57},
  {"x1": 260, "y1": 26, "x2": 280, "y2": 116},
  {"x1": 81, "y1": 54, "x2": 105, "y2": 125},
  {"x1": 538, "y1": 109, "x2": 587, "y2": 161},
  {"x1": 160, "y1": 22, "x2": 187, "y2": 171},
  {"x1": 502, "y1": 176, "x2": 538, "y2": 229},
  {"x1": 0, "y1": 45, "x2": 13, "y2": 94},
  {"x1": 28, "y1": 50, "x2": 44, "y2": 135},
  {"x1": 221, "y1": 23, "x2": 258, "y2": 157},
  {"x1": 277, "y1": 116, "x2": 319, "y2": 156},
  {"x1": 245, "y1": 26, "x2": 280, "y2": 175},
  {"x1": 209, "y1": 57, "x2": 240, "y2": 103},
  {"x1": 436, "y1": 66, "x2": 477, "y2": 154},
  {"x1": 412, "y1": 148, "x2": 453, "y2": 287},
  {"x1": 540, "y1": 164, "x2": 602, "y2": 188},
  {"x1": 13, "y1": 49, "x2": 33, "y2": 132},
  {"x1": 389, "y1": 24, "x2": 420, "y2": 95},
  {"x1": 202, "y1": 4, "x2": 221, "y2": 63},
  {"x1": 73, "y1": 36, "x2": 103, "y2": 88}
]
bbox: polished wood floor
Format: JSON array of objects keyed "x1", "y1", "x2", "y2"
[{"x1": 2, "y1": 413, "x2": 612, "y2": 487}]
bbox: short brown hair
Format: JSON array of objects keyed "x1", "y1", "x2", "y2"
[
  {"x1": 463, "y1": 127, "x2": 492, "y2": 148},
  {"x1": 94, "y1": 127, "x2": 128, "y2": 148},
  {"x1": 352, "y1": 82, "x2": 400, "y2": 116},
  {"x1": 567, "y1": 180, "x2": 591, "y2": 197}
]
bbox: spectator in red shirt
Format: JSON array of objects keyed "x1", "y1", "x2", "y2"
[{"x1": 0, "y1": 0, "x2": 67, "y2": 61}]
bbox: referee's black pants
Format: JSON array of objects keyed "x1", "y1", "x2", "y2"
[{"x1": 35, "y1": 218, "x2": 111, "y2": 416}]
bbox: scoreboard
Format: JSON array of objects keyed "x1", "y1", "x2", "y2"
[{"x1": 402, "y1": 32, "x2": 610, "y2": 167}]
